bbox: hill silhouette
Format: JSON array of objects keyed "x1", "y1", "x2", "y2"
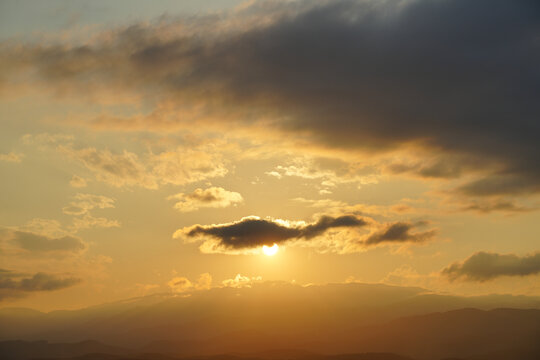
[{"x1": 1, "y1": 283, "x2": 539, "y2": 359}]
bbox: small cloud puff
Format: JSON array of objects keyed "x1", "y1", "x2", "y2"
[
  {"x1": 167, "y1": 273, "x2": 213, "y2": 293},
  {"x1": 0, "y1": 152, "x2": 24, "y2": 163},
  {"x1": 222, "y1": 274, "x2": 262, "y2": 288},
  {"x1": 69, "y1": 175, "x2": 87, "y2": 188}
]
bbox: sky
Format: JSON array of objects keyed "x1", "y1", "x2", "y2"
[{"x1": 0, "y1": 0, "x2": 539, "y2": 312}]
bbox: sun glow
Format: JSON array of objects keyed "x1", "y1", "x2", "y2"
[{"x1": 262, "y1": 243, "x2": 279, "y2": 256}]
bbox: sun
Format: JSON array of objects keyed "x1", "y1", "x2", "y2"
[{"x1": 262, "y1": 243, "x2": 279, "y2": 256}]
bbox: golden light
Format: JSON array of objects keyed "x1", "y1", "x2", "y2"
[{"x1": 262, "y1": 243, "x2": 279, "y2": 256}]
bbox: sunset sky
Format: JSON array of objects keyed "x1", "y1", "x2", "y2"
[{"x1": 0, "y1": 0, "x2": 539, "y2": 312}]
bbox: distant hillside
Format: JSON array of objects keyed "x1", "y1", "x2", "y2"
[
  {"x1": 0, "y1": 340, "x2": 127, "y2": 360},
  {"x1": 1, "y1": 283, "x2": 539, "y2": 359},
  {"x1": 0, "y1": 340, "x2": 416, "y2": 360},
  {"x1": 2, "y1": 338, "x2": 539, "y2": 360},
  {"x1": 137, "y1": 308, "x2": 540, "y2": 359},
  {"x1": 345, "y1": 308, "x2": 540, "y2": 359}
]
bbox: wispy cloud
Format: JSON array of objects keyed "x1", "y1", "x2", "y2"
[
  {"x1": 69, "y1": 175, "x2": 87, "y2": 188},
  {"x1": 0, "y1": 152, "x2": 24, "y2": 163},
  {"x1": 168, "y1": 187, "x2": 243, "y2": 212},
  {"x1": 23, "y1": 133, "x2": 228, "y2": 189}
]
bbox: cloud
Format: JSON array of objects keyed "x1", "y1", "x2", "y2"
[
  {"x1": 151, "y1": 146, "x2": 229, "y2": 187},
  {"x1": 167, "y1": 272, "x2": 213, "y2": 293},
  {"x1": 442, "y1": 252, "x2": 540, "y2": 282},
  {"x1": 364, "y1": 221, "x2": 437, "y2": 246},
  {"x1": 0, "y1": 228, "x2": 87, "y2": 254},
  {"x1": 386, "y1": 155, "x2": 479, "y2": 180},
  {"x1": 0, "y1": 152, "x2": 24, "y2": 163},
  {"x1": 292, "y1": 197, "x2": 347, "y2": 209},
  {"x1": 69, "y1": 175, "x2": 87, "y2": 188},
  {"x1": 70, "y1": 214, "x2": 120, "y2": 231},
  {"x1": 62, "y1": 193, "x2": 115, "y2": 216},
  {"x1": 267, "y1": 157, "x2": 379, "y2": 189},
  {"x1": 61, "y1": 193, "x2": 120, "y2": 231},
  {"x1": 168, "y1": 187, "x2": 243, "y2": 212},
  {"x1": 62, "y1": 146, "x2": 158, "y2": 189},
  {"x1": 176, "y1": 215, "x2": 367, "y2": 253},
  {"x1": 4, "y1": 0, "x2": 539, "y2": 197},
  {"x1": 456, "y1": 175, "x2": 540, "y2": 197},
  {"x1": 20, "y1": 218, "x2": 65, "y2": 238},
  {"x1": 0, "y1": 269, "x2": 81, "y2": 300},
  {"x1": 1, "y1": 194, "x2": 117, "y2": 262},
  {"x1": 460, "y1": 199, "x2": 534, "y2": 214},
  {"x1": 292, "y1": 197, "x2": 432, "y2": 218},
  {"x1": 24, "y1": 134, "x2": 228, "y2": 189},
  {"x1": 167, "y1": 276, "x2": 193, "y2": 293},
  {"x1": 196, "y1": 272, "x2": 213, "y2": 290},
  {"x1": 382, "y1": 265, "x2": 430, "y2": 288},
  {"x1": 222, "y1": 274, "x2": 262, "y2": 288}
]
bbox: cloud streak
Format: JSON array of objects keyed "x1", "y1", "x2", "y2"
[{"x1": 364, "y1": 222, "x2": 437, "y2": 246}]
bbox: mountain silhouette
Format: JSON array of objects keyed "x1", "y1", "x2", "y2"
[{"x1": 1, "y1": 283, "x2": 539, "y2": 359}]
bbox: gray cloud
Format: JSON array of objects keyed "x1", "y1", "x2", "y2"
[
  {"x1": 442, "y1": 251, "x2": 540, "y2": 282},
  {"x1": 0, "y1": 229, "x2": 87, "y2": 253},
  {"x1": 0, "y1": 269, "x2": 81, "y2": 300},
  {"x1": 2, "y1": 0, "x2": 539, "y2": 196},
  {"x1": 180, "y1": 215, "x2": 367, "y2": 250},
  {"x1": 386, "y1": 155, "x2": 480, "y2": 180},
  {"x1": 457, "y1": 175, "x2": 540, "y2": 197},
  {"x1": 14, "y1": 231, "x2": 86, "y2": 253},
  {"x1": 364, "y1": 221, "x2": 437, "y2": 246}
]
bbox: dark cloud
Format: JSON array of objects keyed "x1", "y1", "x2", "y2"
[
  {"x1": 442, "y1": 252, "x2": 540, "y2": 282},
  {"x1": 0, "y1": 269, "x2": 81, "y2": 300},
  {"x1": 364, "y1": 221, "x2": 437, "y2": 246},
  {"x1": 457, "y1": 175, "x2": 540, "y2": 197},
  {"x1": 386, "y1": 156, "x2": 479, "y2": 179},
  {"x1": 182, "y1": 215, "x2": 367, "y2": 249},
  {"x1": 9, "y1": 230, "x2": 87, "y2": 253},
  {"x1": 2, "y1": 0, "x2": 539, "y2": 196}
]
